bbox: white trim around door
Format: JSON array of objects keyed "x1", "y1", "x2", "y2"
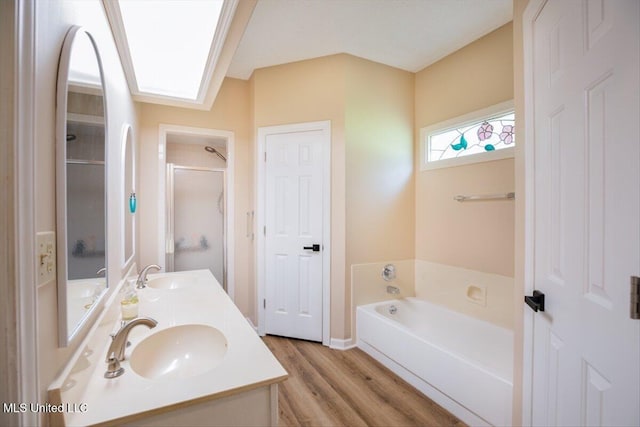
[
  {"x1": 522, "y1": 1, "x2": 545, "y2": 424},
  {"x1": 256, "y1": 121, "x2": 331, "y2": 346}
]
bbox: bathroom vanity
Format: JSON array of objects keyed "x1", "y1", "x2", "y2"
[{"x1": 48, "y1": 269, "x2": 287, "y2": 426}]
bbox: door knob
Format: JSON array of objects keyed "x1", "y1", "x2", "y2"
[
  {"x1": 303, "y1": 244, "x2": 320, "y2": 252},
  {"x1": 524, "y1": 290, "x2": 545, "y2": 312}
]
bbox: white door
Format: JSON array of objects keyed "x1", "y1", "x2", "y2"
[
  {"x1": 264, "y1": 128, "x2": 326, "y2": 341},
  {"x1": 527, "y1": 1, "x2": 640, "y2": 425}
]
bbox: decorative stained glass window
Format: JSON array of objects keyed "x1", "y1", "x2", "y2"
[{"x1": 420, "y1": 101, "x2": 515, "y2": 170}]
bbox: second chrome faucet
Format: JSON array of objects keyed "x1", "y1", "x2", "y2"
[{"x1": 136, "y1": 264, "x2": 161, "y2": 289}]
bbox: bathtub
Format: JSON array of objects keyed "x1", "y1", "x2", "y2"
[{"x1": 356, "y1": 298, "x2": 513, "y2": 426}]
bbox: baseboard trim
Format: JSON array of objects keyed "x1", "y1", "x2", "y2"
[{"x1": 329, "y1": 337, "x2": 356, "y2": 350}]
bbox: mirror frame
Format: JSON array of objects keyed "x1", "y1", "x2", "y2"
[
  {"x1": 121, "y1": 124, "x2": 136, "y2": 270},
  {"x1": 56, "y1": 26, "x2": 109, "y2": 347}
]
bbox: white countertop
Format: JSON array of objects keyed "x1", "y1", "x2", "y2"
[{"x1": 49, "y1": 270, "x2": 287, "y2": 426}]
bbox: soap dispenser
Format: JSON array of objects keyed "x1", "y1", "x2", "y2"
[{"x1": 120, "y1": 280, "x2": 139, "y2": 320}]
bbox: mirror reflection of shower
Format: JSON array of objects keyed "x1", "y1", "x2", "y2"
[{"x1": 165, "y1": 135, "x2": 228, "y2": 290}]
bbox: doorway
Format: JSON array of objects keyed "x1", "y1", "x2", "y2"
[
  {"x1": 158, "y1": 124, "x2": 235, "y2": 297},
  {"x1": 256, "y1": 121, "x2": 331, "y2": 344}
]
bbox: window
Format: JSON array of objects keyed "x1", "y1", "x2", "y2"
[
  {"x1": 420, "y1": 100, "x2": 515, "y2": 170},
  {"x1": 103, "y1": 0, "x2": 237, "y2": 105}
]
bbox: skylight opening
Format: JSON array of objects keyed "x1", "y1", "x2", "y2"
[{"x1": 118, "y1": 0, "x2": 224, "y2": 100}]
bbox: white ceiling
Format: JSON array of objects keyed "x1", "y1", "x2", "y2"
[{"x1": 227, "y1": 0, "x2": 513, "y2": 80}]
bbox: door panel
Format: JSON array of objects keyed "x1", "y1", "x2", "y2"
[
  {"x1": 530, "y1": 1, "x2": 640, "y2": 425},
  {"x1": 265, "y1": 130, "x2": 324, "y2": 341}
]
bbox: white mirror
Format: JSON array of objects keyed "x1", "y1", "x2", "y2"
[
  {"x1": 56, "y1": 26, "x2": 108, "y2": 347},
  {"x1": 122, "y1": 124, "x2": 135, "y2": 268}
]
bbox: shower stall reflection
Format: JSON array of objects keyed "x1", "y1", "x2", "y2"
[{"x1": 166, "y1": 164, "x2": 226, "y2": 289}]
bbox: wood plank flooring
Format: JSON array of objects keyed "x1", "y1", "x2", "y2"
[{"x1": 263, "y1": 335, "x2": 465, "y2": 427}]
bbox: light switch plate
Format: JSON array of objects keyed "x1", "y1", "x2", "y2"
[{"x1": 36, "y1": 231, "x2": 56, "y2": 285}]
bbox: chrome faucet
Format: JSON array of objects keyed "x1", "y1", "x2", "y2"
[
  {"x1": 104, "y1": 317, "x2": 157, "y2": 378},
  {"x1": 106, "y1": 317, "x2": 157, "y2": 361},
  {"x1": 386, "y1": 285, "x2": 400, "y2": 295},
  {"x1": 136, "y1": 264, "x2": 161, "y2": 289}
]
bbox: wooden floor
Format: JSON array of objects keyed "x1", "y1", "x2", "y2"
[{"x1": 263, "y1": 335, "x2": 465, "y2": 427}]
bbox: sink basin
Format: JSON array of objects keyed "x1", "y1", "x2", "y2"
[
  {"x1": 146, "y1": 275, "x2": 196, "y2": 290},
  {"x1": 67, "y1": 279, "x2": 105, "y2": 299},
  {"x1": 130, "y1": 325, "x2": 227, "y2": 380}
]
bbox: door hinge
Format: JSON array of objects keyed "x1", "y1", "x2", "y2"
[
  {"x1": 263, "y1": 299, "x2": 266, "y2": 309},
  {"x1": 263, "y1": 226, "x2": 266, "y2": 236},
  {"x1": 264, "y1": 152, "x2": 267, "y2": 162},
  {"x1": 631, "y1": 276, "x2": 640, "y2": 319}
]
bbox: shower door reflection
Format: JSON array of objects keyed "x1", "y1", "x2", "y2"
[{"x1": 166, "y1": 164, "x2": 226, "y2": 289}]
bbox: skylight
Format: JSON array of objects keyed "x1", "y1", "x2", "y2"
[{"x1": 103, "y1": 0, "x2": 236, "y2": 102}]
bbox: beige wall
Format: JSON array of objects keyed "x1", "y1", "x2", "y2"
[
  {"x1": 344, "y1": 57, "x2": 415, "y2": 337},
  {"x1": 138, "y1": 78, "x2": 253, "y2": 317},
  {"x1": 33, "y1": 0, "x2": 139, "y2": 408},
  {"x1": 251, "y1": 55, "x2": 348, "y2": 338},
  {"x1": 415, "y1": 22, "x2": 515, "y2": 277}
]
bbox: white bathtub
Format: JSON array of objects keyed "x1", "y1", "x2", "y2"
[{"x1": 356, "y1": 298, "x2": 513, "y2": 426}]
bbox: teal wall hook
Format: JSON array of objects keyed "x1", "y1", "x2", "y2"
[{"x1": 129, "y1": 192, "x2": 137, "y2": 214}]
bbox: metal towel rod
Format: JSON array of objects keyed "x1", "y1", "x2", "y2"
[{"x1": 454, "y1": 192, "x2": 515, "y2": 202}]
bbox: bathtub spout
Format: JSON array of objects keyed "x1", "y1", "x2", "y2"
[{"x1": 386, "y1": 285, "x2": 400, "y2": 295}]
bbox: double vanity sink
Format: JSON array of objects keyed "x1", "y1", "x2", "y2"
[{"x1": 48, "y1": 270, "x2": 287, "y2": 426}]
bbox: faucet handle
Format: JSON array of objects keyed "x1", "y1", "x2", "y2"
[
  {"x1": 104, "y1": 353, "x2": 124, "y2": 379},
  {"x1": 382, "y1": 264, "x2": 397, "y2": 281}
]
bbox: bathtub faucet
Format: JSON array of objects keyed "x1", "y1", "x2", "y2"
[{"x1": 386, "y1": 285, "x2": 400, "y2": 295}]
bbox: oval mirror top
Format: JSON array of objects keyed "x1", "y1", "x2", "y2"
[{"x1": 56, "y1": 26, "x2": 108, "y2": 347}]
